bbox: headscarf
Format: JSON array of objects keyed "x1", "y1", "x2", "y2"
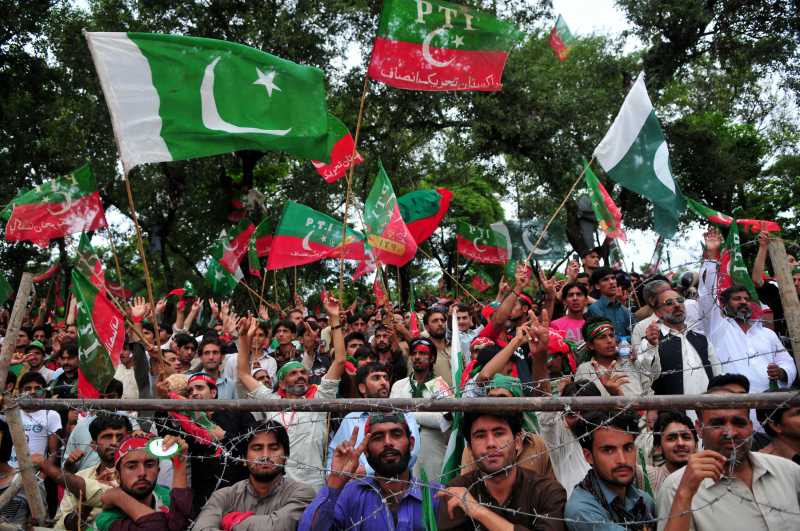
[
  {"x1": 188, "y1": 372, "x2": 217, "y2": 389},
  {"x1": 488, "y1": 374, "x2": 522, "y2": 397},
  {"x1": 585, "y1": 320, "x2": 615, "y2": 342},
  {"x1": 275, "y1": 361, "x2": 305, "y2": 382},
  {"x1": 114, "y1": 434, "x2": 153, "y2": 467}
]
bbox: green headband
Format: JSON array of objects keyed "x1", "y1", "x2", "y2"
[
  {"x1": 276, "y1": 361, "x2": 305, "y2": 382},
  {"x1": 585, "y1": 321, "x2": 615, "y2": 342},
  {"x1": 488, "y1": 374, "x2": 522, "y2": 397}
]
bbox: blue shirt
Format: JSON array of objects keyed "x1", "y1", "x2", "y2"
[
  {"x1": 565, "y1": 477, "x2": 656, "y2": 531},
  {"x1": 586, "y1": 296, "x2": 633, "y2": 338},
  {"x1": 299, "y1": 476, "x2": 441, "y2": 531},
  {"x1": 326, "y1": 412, "x2": 421, "y2": 476}
]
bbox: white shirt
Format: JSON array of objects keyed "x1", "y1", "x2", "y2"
[
  {"x1": 699, "y1": 261, "x2": 797, "y2": 393},
  {"x1": 538, "y1": 411, "x2": 590, "y2": 498},
  {"x1": 9, "y1": 410, "x2": 60, "y2": 469}
]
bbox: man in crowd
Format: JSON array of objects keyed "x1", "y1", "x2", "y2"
[
  {"x1": 565, "y1": 410, "x2": 656, "y2": 530},
  {"x1": 551, "y1": 282, "x2": 589, "y2": 343},
  {"x1": 699, "y1": 228, "x2": 797, "y2": 395},
  {"x1": 371, "y1": 323, "x2": 406, "y2": 383},
  {"x1": 574, "y1": 317, "x2": 642, "y2": 397},
  {"x1": 580, "y1": 247, "x2": 602, "y2": 279},
  {"x1": 12, "y1": 372, "x2": 60, "y2": 470},
  {"x1": 437, "y1": 411, "x2": 566, "y2": 530},
  {"x1": 237, "y1": 296, "x2": 346, "y2": 492},
  {"x1": 269, "y1": 319, "x2": 300, "y2": 370},
  {"x1": 301, "y1": 414, "x2": 440, "y2": 531},
  {"x1": 630, "y1": 277, "x2": 671, "y2": 351},
  {"x1": 586, "y1": 268, "x2": 632, "y2": 338},
  {"x1": 93, "y1": 434, "x2": 191, "y2": 531},
  {"x1": 757, "y1": 390, "x2": 800, "y2": 464},
  {"x1": 390, "y1": 338, "x2": 449, "y2": 481},
  {"x1": 190, "y1": 337, "x2": 235, "y2": 399},
  {"x1": 640, "y1": 288, "x2": 721, "y2": 410},
  {"x1": 657, "y1": 375, "x2": 800, "y2": 530},
  {"x1": 22, "y1": 340, "x2": 55, "y2": 382},
  {"x1": 192, "y1": 421, "x2": 315, "y2": 531},
  {"x1": 51, "y1": 343, "x2": 79, "y2": 399},
  {"x1": 648, "y1": 411, "x2": 698, "y2": 495},
  {"x1": 423, "y1": 308, "x2": 452, "y2": 387},
  {"x1": 173, "y1": 333, "x2": 198, "y2": 373}
]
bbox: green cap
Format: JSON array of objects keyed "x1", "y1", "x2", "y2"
[
  {"x1": 276, "y1": 360, "x2": 305, "y2": 382},
  {"x1": 25, "y1": 340, "x2": 45, "y2": 353},
  {"x1": 488, "y1": 374, "x2": 523, "y2": 397}
]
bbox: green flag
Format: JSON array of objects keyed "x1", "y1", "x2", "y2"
[
  {"x1": 420, "y1": 469, "x2": 438, "y2": 531},
  {"x1": 205, "y1": 231, "x2": 241, "y2": 297},
  {"x1": 594, "y1": 73, "x2": 686, "y2": 237},
  {"x1": 85, "y1": 32, "x2": 331, "y2": 172},
  {"x1": 719, "y1": 220, "x2": 759, "y2": 302},
  {"x1": 0, "y1": 276, "x2": 12, "y2": 306}
]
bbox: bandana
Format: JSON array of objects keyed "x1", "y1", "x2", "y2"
[
  {"x1": 480, "y1": 301, "x2": 500, "y2": 322},
  {"x1": 276, "y1": 361, "x2": 305, "y2": 382},
  {"x1": 115, "y1": 434, "x2": 153, "y2": 466},
  {"x1": 188, "y1": 373, "x2": 217, "y2": 389},
  {"x1": 365, "y1": 412, "x2": 408, "y2": 433},
  {"x1": 585, "y1": 321, "x2": 615, "y2": 342},
  {"x1": 488, "y1": 374, "x2": 522, "y2": 397},
  {"x1": 412, "y1": 344, "x2": 431, "y2": 353},
  {"x1": 470, "y1": 336, "x2": 495, "y2": 351},
  {"x1": 518, "y1": 292, "x2": 534, "y2": 307}
]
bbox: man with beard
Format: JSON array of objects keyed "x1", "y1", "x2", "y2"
[
  {"x1": 699, "y1": 228, "x2": 796, "y2": 395},
  {"x1": 647, "y1": 411, "x2": 698, "y2": 495},
  {"x1": 423, "y1": 308, "x2": 452, "y2": 386},
  {"x1": 327, "y1": 363, "x2": 420, "y2": 476},
  {"x1": 437, "y1": 411, "x2": 566, "y2": 530},
  {"x1": 93, "y1": 434, "x2": 191, "y2": 531},
  {"x1": 641, "y1": 289, "x2": 722, "y2": 414},
  {"x1": 237, "y1": 296, "x2": 346, "y2": 492},
  {"x1": 391, "y1": 338, "x2": 449, "y2": 481},
  {"x1": 565, "y1": 410, "x2": 656, "y2": 530},
  {"x1": 657, "y1": 377, "x2": 800, "y2": 530},
  {"x1": 192, "y1": 421, "x2": 315, "y2": 531},
  {"x1": 371, "y1": 324, "x2": 407, "y2": 383},
  {"x1": 51, "y1": 342, "x2": 79, "y2": 398},
  {"x1": 574, "y1": 317, "x2": 642, "y2": 397},
  {"x1": 301, "y1": 413, "x2": 440, "y2": 531}
]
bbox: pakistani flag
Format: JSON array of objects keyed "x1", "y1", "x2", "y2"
[
  {"x1": 84, "y1": 32, "x2": 331, "y2": 172},
  {"x1": 441, "y1": 311, "x2": 465, "y2": 484},
  {"x1": 594, "y1": 72, "x2": 686, "y2": 237},
  {"x1": 205, "y1": 231, "x2": 242, "y2": 297}
]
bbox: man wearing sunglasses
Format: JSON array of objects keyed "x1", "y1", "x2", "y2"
[{"x1": 640, "y1": 289, "x2": 722, "y2": 419}]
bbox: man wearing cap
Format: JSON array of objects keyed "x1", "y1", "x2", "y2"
[
  {"x1": 300, "y1": 414, "x2": 441, "y2": 531},
  {"x1": 574, "y1": 317, "x2": 642, "y2": 397},
  {"x1": 192, "y1": 421, "x2": 316, "y2": 531},
  {"x1": 391, "y1": 338, "x2": 450, "y2": 481},
  {"x1": 157, "y1": 371, "x2": 255, "y2": 514},
  {"x1": 586, "y1": 267, "x2": 632, "y2": 338},
  {"x1": 580, "y1": 247, "x2": 602, "y2": 278},
  {"x1": 92, "y1": 434, "x2": 191, "y2": 531},
  {"x1": 22, "y1": 340, "x2": 55, "y2": 383},
  {"x1": 237, "y1": 295, "x2": 346, "y2": 492}
]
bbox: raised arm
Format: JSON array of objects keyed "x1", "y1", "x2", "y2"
[
  {"x1": 751, "y1": 230, "x2": 769, "y2": 288},
  {"x1": 477, "y1": 323, "x2": 529, "y2": 383},
  {"x1": 237, "y1": 317, "x2": 260, "y2": 393},
  {"x1": 490, "y1": 263, "x2": 530, "y2": 330},
  {"x1": 322, "y1": 294, "x2": 345, "y2": 381}
]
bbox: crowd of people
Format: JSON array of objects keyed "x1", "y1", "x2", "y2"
[{"x1": 0, "y1": 227, "x2": 799, "y2": 530}]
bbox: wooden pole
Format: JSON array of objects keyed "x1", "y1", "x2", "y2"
[
  {"x1": 767, "y1": 236, "x2": 800, "y2": 365},
  {"x1": 417, "y1": 246, "x2": 480, "y2": 304},
  {"x1": 17, "y1": 392, "x2": 800, "y2": 414},
  {"x1": 105, "y1": 227, "x2": 125, "y2": 293},
  {"x1": 259, "y1": 267, "x2": 268, "y2": 304},
  {"x1": 0, "y1": 273, "x2": 46, "y2": 524}
]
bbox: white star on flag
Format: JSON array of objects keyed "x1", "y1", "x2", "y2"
[
  {"x1": 253, "y1": 68, "x2": 281, "y2": 97},
  {"x1": 453, "y1": 35, "x2": 465, "y2": 48}
]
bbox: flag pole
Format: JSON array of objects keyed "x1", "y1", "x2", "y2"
[
  {"x1": 417, "y1": 246, "x2": 480, "y2": 305},
  {"x1": 259, "y1": 265, "x2": 268, "y2": 304},
  {"x1": 238, "y1": 278, "x2": 271, "y2": 308},
  {"x1": 273, "y1": 269, "x2": 279, "y2": 305},
  {"x1": 338, "y1": 75, "x2": 371, "y2": 298},
  {"x1": 105, "y1": 227, "x2": 126, "y2": 296},
  {"x1": 524, "y1": 157, "x2": 595, "y2": 264}
]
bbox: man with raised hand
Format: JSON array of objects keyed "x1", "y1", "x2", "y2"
[
  {"x1": 192, "y1": 421, "x2": 315, "y2": 531},
  {"x1": 237, "y1": 294, "x2": 346, "y2": 492}
]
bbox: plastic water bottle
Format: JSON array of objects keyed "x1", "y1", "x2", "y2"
[{"x1": 618, "y1": 336, "x2": 631, "y2": 360}]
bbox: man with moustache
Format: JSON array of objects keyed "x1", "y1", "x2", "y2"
[
  {"x1": 192, "y1": 421, "x2": 315, "y2": 531},
  {"x1": 565, "y1": 410, "x2": 656, "y2": 530},
  {"x1": 423, "y1": 308, "x2": 452, "y2": 387},
  {"x1": 437, "y1": 411, "x2": 566, "y2": 530},
  {"x1": 301, "y1": 414, "x2": 440, "y2": 531},
  {"x1": 93, "y1": 434, "x2": 191, "y2": 531},
  {"x1": 698, "y1": 228, "x2": 796, "y2": 394},
  {"x1": 371, "y1": 324, "x2": 407, "y2": 383},
  {"x1": 657, "y1": 376, "x2": 800, "y2": 530},
  {"x1": 648, "y1": 411, "x2": 698, "y2": 495}
]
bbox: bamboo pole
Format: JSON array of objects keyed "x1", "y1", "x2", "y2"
[
  {"x1": 767, "y1": 236, "x2": 800, "y2": 366},
  {"x1": 17, "y1": 392, "x2": 799, "y2": 414},
  {"x1": 0, "y1": 273, "x2": 33, "y2": 395},
  {"x1": 417, "y1": 246, "x2": 480, "y2": 304}
]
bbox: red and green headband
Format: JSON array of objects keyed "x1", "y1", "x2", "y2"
[{"x1": 585, "y1": 321, "x2": 615, "y2": 342}]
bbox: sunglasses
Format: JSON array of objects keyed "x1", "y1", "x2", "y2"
[{"x1": 660, "y1": 296, "x2": 685, "y2": 307}]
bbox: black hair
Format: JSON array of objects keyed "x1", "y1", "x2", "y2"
[
  {"x1": 756, "y1": 388, "x2": 798, "y2": 437},
  {"x1": 198, "y1": 336, "x2": 223, "y2": 354},
  {"x1": 0, "y1": 419, "x2": 11, "y2": 463},
  {"x1": 373, "y1": 323, "x2": 390, "y2": 334},
  {"x1": 61, "y1": 341, "x2": 79, "y2": 358},
  {"x1": 141, "y1": 322, "x2": 155, "y2": 334},
  {"x1": 31, "y1": 325, "x2": 49, "y2": 339},
  {"x1": 455, "y1": 303, "x2": 472, "y2": 314},
  {"x1": 562, "y1": 379, "x2": 603, "y2": 398},
  {"x1": 248, "y1": 419, "x2": 290, "y2": 458},
  {"x1": 5, "y1": 371, "x2": 16, "y2": 389},
  {"x1": 18, "y1": 371, "x2": 47, "y2": 389},
  {"x1": 89, "y1": 414, "x2": 133, "y2": 441},
  {"x1": 347, "y1": 313, "x2": 367, "y2": 325},
  {"x1": 653, "y1": 410, "x2": 696, "y2": 448},
  {"x1": 423, "y1": 308, "x2": 446, "y2": 326},
  {"x1": 719, "y1": 284, "x2": 751, "y2": 305},
  {"x1": 574, "y1": 410, "x2": 641, "y2": 450},
  {"x1": 580, "y1": 316, "x2": 615, "y2": 345},
  {"x1": 272, "y1": 319, "x2": 297, "y2": 336},
  {"x1": 409, "y1": 338, "x2": 438, "y2": 363},
  {"x1": 560, "y1": 282, "x2": 589, "y2": 302},
  {"x1": 706, "y1": 373, "x2": 750, "y2": 394},
  {"x1": 462, "y1": 411, "x2": 523, "y2": 444},
  {"x1": 344, "y1": 331, "x2": 367, "y2": 347},
  {"x1": 589, "y1": 267, "x2": 615, "y2": 286},
  {"x1": 354, "y1": 345, "x2": 375, "y2": 361},
  {"x1": 355, "y1": 362, "x2": 390, "y2": 387},
  {"x1": 577, "y1": 272, "x2": 589, "y2": 280},
  {"x1": 17, "y1": 328, "x2": 30, "y2": 340},
  {"x1": 104, "y1": 379, "x2": 124, "y2": 398},
  {"x1": 174, "y1": 333, "x2": 198, "y2": 349}
]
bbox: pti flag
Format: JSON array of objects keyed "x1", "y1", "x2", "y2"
[
  {"x1": 368, "y1": 0, "x2": 521, "y2": 91},
  {"x1": 364, "y1": 163, "x2": 418, "y2": 267},
  {"x1": 85, "y1": 32, "x2": 331, "y2": 172},
  {"x1": 205, "y1": 231, "x2": 242, "y2": 298},
  {"x1": 718, "y1": 220, "x2": 759, "y2": 302},
  {"x1": 594, "y1": 72, "x2": 685, "y2": 237},
  {"x1": 585, "y1": 162, "x2": 626, "y2": 241},
  {"x1": 71, "y1": 269, "x2": 124, "y2": 398},
  {"x1": 267, "y1": 201, "x2": 365, "y2": 270},
  {"x1": 311, "y1": 114, "x2": 364, "y2": 184},
  {"x1": 397, "y1": 188, "x2": 452, "y2": 244},
  {"x1": 686, "y1": 197, "x2": 781, "y2": 234},
  {"x1": 455, "y1": 221, "x2": 510, "y2": 264},
  {"x1": 470, "y1": 271, "x2": 492, "y2": 293},
  {"x1": 219, "y1": 220, "x2": 255, "y2": 274},
  {"x1": 549, "y1": 15, "x2": 576, "y2": 61},
  {"x1": 2, "y1": 164, "x2": 107, "y2": 247}
]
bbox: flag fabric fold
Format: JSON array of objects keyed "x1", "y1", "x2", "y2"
[
  {"x1": 549, "y1": 14, "x2": 576, "y2": 61},
  {"x1": 398, "y1": 188, "x2": 453, "y2": 244},
  {"x1": 85, "y1": 32, "x2": 331, "y2": 172},
  {"x1": 584, "y1": 162, "x2": 626, "y2": 241},
  {"x1": 311, "y1": 114, "x2": 364, "y2": 184},
  {"x1": 686, "y1": 197, "x2": 781, "y2": 234},
  {"x1": 364, "y1": 163, "x2": 418, "y2": 267},
  {"x1": 2, "y1": 164, "x2": 107, "y2": 247},
  {"x1": 219, "y1": 220, "x2": 256, "y2": 274},
  {"x1": 593, "y1": 72, "x2": 685, "y2": 237},
  {"x1": 455, "y1": 221, "x2": 510, "y2": 264},
  {"x1": 718, "y1": 220, "x2": 759, "y2": 302},
  {"x1": 205, "y1": 230, "x2": 242, "y2": 297},
  {"x1": 470, "y1": 271, "x2": 492, "y2": 293},
  {"x1": 368, "y1": 0, "x2": 521, "y2": 92},
  {"x1": 441, "y1": 311, "x2": 465, "y2": 484}
]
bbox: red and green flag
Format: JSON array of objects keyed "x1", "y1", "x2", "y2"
[
  {"x1": 1, "y1": 164, "x2": 107, "y2": 247},
  {"x1": 456, "y1": 221, "x2": 510, "y2": 264},
  {"x1": 166, "y1": 280, "x2": 195, "y2": 309},
  {"x1": 71, "y1": 269, "x2": 124, "y2": 398},
  {"x1": 33, "y1": 263, "x2": 61, "y2": 283},
  {"x1": 368, "y1": 0, "x2": 521, "y2": 92},
  {"x1": 0, "y1": 276, "x2": 12, "y2": 306},
  {"x1": 76, "y1": 233, "x2": 105, "y2": 288},
  {"x1": 686, "y1": 197, "x2": 781, "y2": 234},
  {"x1": 353, "y1": 245, "x2": 377, "y2": 281},
  {"x1": 219, "y1": 220, "x2": 255, "y2": 274},
  {"x1": 373, "y1": 274, "x2": 387, "y2": 306},
  {"x1": 205, "y1": 230, "x2": 242, "y2": 297},
  {"x1": 364, "y1": 163, "x2": 418, "y2": 267},
  {"x1": 549, "y1": 14, "x2": 576, "y2": 61},
  {"x1": 470, "y1": 271, "x2": 492, "y2": 293},
  {"x1": 247, "y1": 218, "x2": 273, "y2": 278},
  {"x1": 585, "y1": 162, "x2": 626, "y2": 242},
  {"x1": 718, "y1": 220, "x2": 759, "y2": 302},
  {"x1": 311, "y1": 114, "x2": 364, "y2": 184},
  {"x1": 397, "y1": 188, "x2": 453, "y2": 244},
  {"x1": 267, "y1": 201, "x2": 365, "y2": 270}
]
